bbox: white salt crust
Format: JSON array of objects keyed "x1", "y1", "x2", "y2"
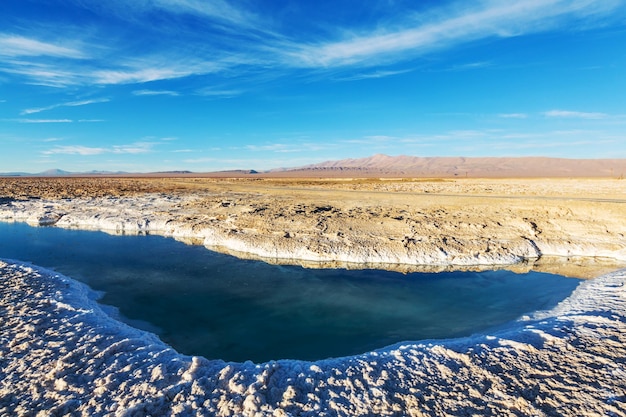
[{"x1": 1, "y1": 259, "x2": 625, "y2": 416}]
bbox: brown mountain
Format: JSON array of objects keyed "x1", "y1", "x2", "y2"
[{"x1": 279, "y1": 154, "x2": 626, "y2": 178}]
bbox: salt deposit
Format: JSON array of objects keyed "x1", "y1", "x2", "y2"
[
  {"x1": 1, "y1": 259, "x2": 625, "y2": 416},
  {"x1": 1, "y1": 191, "x2": 625, "y2": 273}
]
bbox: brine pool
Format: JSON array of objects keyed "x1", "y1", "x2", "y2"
[{"x1": 0, "y1": 222, "x2": 581, "y2": 362}]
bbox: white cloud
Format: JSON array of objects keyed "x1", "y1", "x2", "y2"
[
  {"x1": 21, "y1": 98, "x2": 109, "y2": 115},
  {"x1": 0, "y1": 65, "x2": 67, "y2": 87},
  {"x1": 364, "y1": 135, "x2": 395, "y2": 142},
  {"x1": 43, "y1": 142, "x2": 155, "y2": 156},
  {"x1": 2, "y1": 0, "x2": 624, "y2": 90},
  {"x1": 43, "y1": 145, "x2": 105, "y2": 155},
  {"x1": 543, "y1": 109, "x2": 609, "y2": 119},
  {"x1": 93, "y1": 67, "x2": 190, "y2": 85},
  {"x1": 196, "y1": 88, "x2": 243, "y2": 98},
  {"x1": 1, "y1": 49, "x2": 234, "y2": 87},
  {"x1": 132, "y1": 89, "x2": 180, "y2": 96},
  {"x1": 0, "y1": 34, "x2": 85, "y2": 58},
  {"x1": 499, "y1": 113, "x2": 529, "y2": 119},
  {"x1": 243, "y1": 142, "x2": 331, "y2": 153},
  {"x1": 449, "y1": 129, "x2": 491, "y2": 138},
  {"x1": 445, "y1": 61, "x2": 492, "y2": 72},
  {"x1": 153, "y1": 0, "x2": 257, "y2": 27},
  {"x1": 337, "y1": 69, "x2": 413, "y2": 81},
  {"x1": 244, "y1": 143, "x2": 296, "y2": 152},
  {"x1": 281, "y1": 0, "x2": 625, "y2": 68},
  {"x1": 92, "y1": 56, "x2": 228, "y2": 85},
  {"x1": 112, "y1": 142, "x2": 154, "y2": 154},
  {"x1": 17, "y1": 119, "x2": 73, "y2": 123}
]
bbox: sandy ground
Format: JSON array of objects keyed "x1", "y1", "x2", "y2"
[{"x1": 1, "y1": 176, "x2": 625, "y2": 277}]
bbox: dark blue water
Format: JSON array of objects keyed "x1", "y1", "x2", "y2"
[{"x1": 0, "y1": 222, "x2": 580, "y2": 362}]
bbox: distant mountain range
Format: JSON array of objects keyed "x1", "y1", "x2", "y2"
[
  {"x1": 2, "y1": 155, "x2": 625, "y2": 178},
  {"x1": 278, "y1": 154, "x2": 626, "y2": 178}
]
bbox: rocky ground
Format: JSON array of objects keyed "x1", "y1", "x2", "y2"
[{"x1": 1, "y1": 176, "x2": 625, "y2": 277}]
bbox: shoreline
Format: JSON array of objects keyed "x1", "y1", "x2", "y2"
[{"x1": 1, "y1": 177, "x2": 625, "y2": 278}]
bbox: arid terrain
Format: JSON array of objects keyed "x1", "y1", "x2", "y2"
[
  {"x1": 2, "y1": 175, "x2": 626, "y2": 416},
  {"x1": 1, "y1": 176, "x2": 625, "y2": 278}
]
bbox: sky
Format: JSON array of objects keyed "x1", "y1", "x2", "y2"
[{"x1": 1, "y1": 0, "x2": 626, "y2": 173}]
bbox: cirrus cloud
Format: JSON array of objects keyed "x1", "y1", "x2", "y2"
[
  {"x1": 543, "y1": 109, "x2": 609, "y2": 119},
  {"x1": 0, "y1": 34, "x2": 85, "y2": 59},
  {"x1": 21, "y1": 98, "x2": 109, "y2": 115},
  {"x1": 280, "y1": 0, "x2": 626, "y2": 68},
  {"x1": 43, "y1": 142, "x2": 155, "y2": 156},
  {"x1": 42, "y1": 145, "x2": 106, "y2": 155}
]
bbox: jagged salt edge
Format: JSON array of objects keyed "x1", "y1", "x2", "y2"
[
  {"x1": 6, "y1": 196, "x2": 624, "y2": 267},
  {"x1": 0, "y1": 257, "x2": 169, "y2": 348},
  {"x1": 2, "y1": 257, "x2": 626, "y2": 415}
]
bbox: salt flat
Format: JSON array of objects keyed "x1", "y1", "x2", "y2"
[{"x1": 1, "y1": 176, "x2": 626, "y2": 415}]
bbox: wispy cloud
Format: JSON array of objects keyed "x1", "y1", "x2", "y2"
[
  {"x1": 336, "y1": 69, "x2": 413, "y2": 81},
  {"x1": 91, "y1": 55, "x2": 232, "y2": 85},
  {"x1": 0, "y1": 34, "x2": 85, "y2": 58},
  {"x1": 491, "y1": 138, "x2": 617, "y2": 151},
  {"x1": 244, "y1": 143, "x2": 300, "y2": 153},
  {"x1": 280, "y1": 0, "x2": 625, "y2": 68},
  {"x1": 0, "y1": 35, "x2": 231, "y2": 87},
  {"x1": 132, "y1": 89, "x2": 180, "y2": 97},
  {"x1": 243, "y1": 142, "x2": 332, "y2": 153},
  {"x1": 543, "y1": 109, "x2": 609, "y2": 119},
  {"x1": 93, "y1": 67, "x2": 192, "y2": 85},
  {"x1": 444, "y1": 61, "x2": 492, "y2": 72},
  {"x1": 196, "y1": 88, "x2": 243, "y2": 98},
  {"x1": 2, "y1": 0, "x2": 624, "y2": 90},
  {"x1": 499, "y1": 113, "x2": 529, "y2": 119},
  {"x1": 152, "y1": 0, "x2": 258, "y2": 27},
  {"x1": 43, "y1": 141, "x2": 155, "y2": 156},
  {"x1": 43, "y1": 145, "x2": 106, "y2": 155},
  {"x1": 0, "y1": 59, "x2": 82, "y2": 87},
  {"x1": 111, "y1": 142, "x2": 154, "y2": 154},
  {"x1": 21, "y1": 98, "x2": 109, "y2": 115},
  {"x1": 17, "y1": 118, "x2": 73, "y2": 123}
]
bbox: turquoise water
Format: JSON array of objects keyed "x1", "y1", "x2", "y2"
[{"x1": 0, "y1": 222, "x2": 580, "y2": 362}]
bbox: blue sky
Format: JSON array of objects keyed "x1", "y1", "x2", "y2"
[{"x1": 1, "y1": 0, "x2": 625, "y2": 173}]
